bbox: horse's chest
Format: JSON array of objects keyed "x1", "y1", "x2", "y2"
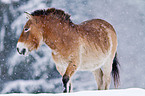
[{"x1": 52, "y1": 51, "x2": 69, "y2": 75}]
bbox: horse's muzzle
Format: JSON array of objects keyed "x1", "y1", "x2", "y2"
[{"x1": 16, "y1": 42, "x2": 29, "y2": 55}]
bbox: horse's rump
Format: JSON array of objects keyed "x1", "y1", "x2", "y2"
[{"x1": 77, "y1": 19, "x2": 117, "y2": 71}]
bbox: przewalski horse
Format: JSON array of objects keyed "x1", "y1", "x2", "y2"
[{"x1": 17, "y1": 8, "x2": 120, "y2": 93}]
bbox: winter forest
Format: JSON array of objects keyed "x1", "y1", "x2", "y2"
[{"x1": 0, "y1": 0, "x2": 145, "y2": 95}]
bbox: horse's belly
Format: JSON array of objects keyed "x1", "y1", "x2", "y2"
[
  {"x1": 79, "y1": 56, "x2": 105, "y2": 71},
  {"x1": 78, "y1": 46, "x2": 110, "y2": 71}
]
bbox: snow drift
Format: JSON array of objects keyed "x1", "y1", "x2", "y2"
[{"x1": 0, "y1": 88, "x2": 145, "y2": 96}]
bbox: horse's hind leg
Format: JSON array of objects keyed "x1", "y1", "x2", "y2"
[
  {"x1": 93, "y1": 60, "x2": 112, "y2": 90},
  {"x1": 102, "y1": 59, "x2": 113, "y2": 90},
  {"x1": 93, "y1": 68, "x2": 104, "y2": 90}
]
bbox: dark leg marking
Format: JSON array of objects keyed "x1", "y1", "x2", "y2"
[
  {"x1": 69, "y1": 83, "x2": 71, "y2": 92},
  {"x1": 62, "y1": 74, "x2": 69, "y2": 93}
]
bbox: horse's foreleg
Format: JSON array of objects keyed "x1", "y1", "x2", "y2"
[
  {"x1": 62, "y1": 61, "x2": 78, "y2": 93},
  {"x1": 62, "y1": 74, "x2": 69, "y2": 92},
  {"x1": 69, "y1": 81, "x2": 73, "y2": 92},
  {"x1": 62, "y1": 76, "x2": 72, "y2": 93}
]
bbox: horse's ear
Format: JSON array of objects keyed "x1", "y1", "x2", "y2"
[
  {"x1": 24, "y1": 12, "x2": 33, "y2": 20},
  {"x1": 24, "y1": 11, "x2": 38, "y2": 24}
]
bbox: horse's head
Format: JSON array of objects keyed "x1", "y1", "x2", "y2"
[{"x1": 17, "y1": 13, "x2": 43, "y2": 55}]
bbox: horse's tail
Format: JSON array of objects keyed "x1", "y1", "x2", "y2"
[{"x1": 112, "y1": 52, "x2": 120, "y2": 88}]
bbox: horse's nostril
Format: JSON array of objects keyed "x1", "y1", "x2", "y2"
[
  {"x1": 22, "y1": 48, "x2": 26, "y2": 55},
  {"x1": 17, "y1": 48, "x2": 19, "y2": 52}
]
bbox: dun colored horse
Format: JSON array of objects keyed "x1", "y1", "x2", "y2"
[{"x1": 17, "y1": 8, "x2": 119, "y2": 93}]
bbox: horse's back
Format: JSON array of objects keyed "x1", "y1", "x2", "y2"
[{"x1": 78, "y1": 19, "x2": 117, "y2": 71}]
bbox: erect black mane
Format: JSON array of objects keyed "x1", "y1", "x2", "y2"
[{"x1": 31, "y1": 8, "x2": 72, "y2": 23}]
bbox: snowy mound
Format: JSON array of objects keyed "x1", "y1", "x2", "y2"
[{"x1": 1, "y1": 88, "x2": 145, "y2": 96}]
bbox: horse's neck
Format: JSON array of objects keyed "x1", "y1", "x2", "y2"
[{"x1": 42, "y1": 18, "x2": 77, "y2": 50}]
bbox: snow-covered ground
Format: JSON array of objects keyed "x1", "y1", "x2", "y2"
[{"x1": 0, "y1": 88, "x2": 145, "y2": 96}]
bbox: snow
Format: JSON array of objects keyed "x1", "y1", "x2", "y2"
[
  {"x1": 0, "y1": 26, "x2": 5, "y2": 51},
  {"x1": 1, "y1": 0, "x2": 20, "y2": 4},
  {"x1": 1, "y1": 0, "x2": 11, "y2": 4},
  {"x1": 0, "y1": 88, "x2": 145, "y2": 96},
  {"x1": 1, "y1": 79, "x2": 57, "y2": 93}
]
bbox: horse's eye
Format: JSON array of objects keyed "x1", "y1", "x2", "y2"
[
  {"x1": 25, "y1": 28, "x2": 28, "y2": 31},
  {"x1": 24, "y1": 28, "x2": 30, "y2": 32}
]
